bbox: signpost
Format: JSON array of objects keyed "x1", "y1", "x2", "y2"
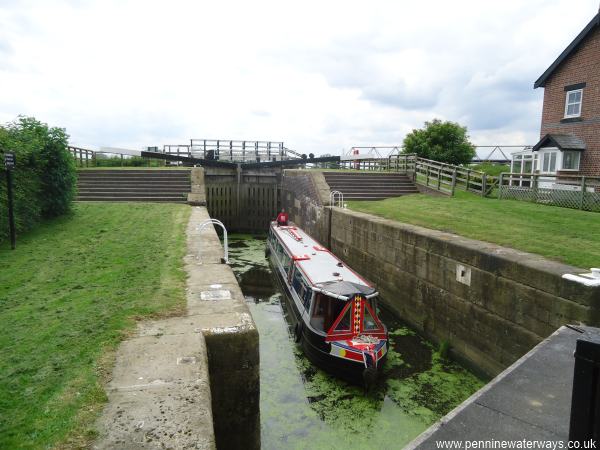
[{"x1": 4, "y1": 152, "x2": 16, "y2": 249}]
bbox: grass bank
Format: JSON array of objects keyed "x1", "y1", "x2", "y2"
[
  {"x1": 0, "y1": 202, "x2": 190, "y2": 449},
  {"x1": 348, "y1": 191, "x2": 600, "y2": 269}
]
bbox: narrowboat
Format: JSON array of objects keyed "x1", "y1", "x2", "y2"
[{"x1": 266, "y1": 222, "x2": 388, "y2": 387}]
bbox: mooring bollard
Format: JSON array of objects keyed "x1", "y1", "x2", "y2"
[{"x1": 568, "y1": 333, "x2": 600, "y2": 443}]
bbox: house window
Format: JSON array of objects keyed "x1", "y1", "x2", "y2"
[
  {"x1": 564, "y1": 89, "x2": 583, "y2": 118},
  {"x1": 562, "y1": 151, "x2": 580, "y2": 171},
  {"x1": 511, "y1": 155, "x2": 522, "y2": 174},
  {"x1": 542, "y1": 151, "x2": 557, "y2": 173}
]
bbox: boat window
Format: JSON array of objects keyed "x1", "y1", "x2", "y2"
[
  {"x1": 334, "y1": 307, "x2": 351, "y2": 331},
  {"x1": 328, "y1": 300, "x2": 346, "y2": 331},
  {"x1": 292, "y1": 268, "x2": 304, "y2": 294},
  {"x1": 275, "y1": 241, "x2": 285, "y2": 262},
  {"x1": 302, "y1": 285, "x2": 312, "y2": 310},
  {"x1": 282, "y1": 252, "x2": 292, "y2": 275},
  {"x1": 310, "y1": 294, "x2": 347, "y2": 332},
  {"x1": 363, "y1": 305, "x2": 378, "y2": 330},
  {"x1": 310, "y1": 294, "x2": 327, "y2": 331}
]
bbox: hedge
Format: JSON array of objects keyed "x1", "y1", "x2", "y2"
[{"x1": 0, "y1": 116, "x2": 76, "y2": 243}]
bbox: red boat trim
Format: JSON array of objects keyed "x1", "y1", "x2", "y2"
[{"x1": 325, "y1": 294, "x2": 386, "y2": 342}]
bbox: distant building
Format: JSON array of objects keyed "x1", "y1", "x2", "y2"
[{"x1": 531, "y1": 9, "x2": 600, "y2": 177}]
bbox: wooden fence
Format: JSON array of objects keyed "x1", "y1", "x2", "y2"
[
  {"x1": 68, "y1": 146, "x2": 95, "y2": 167},
  {"x1": 338, "y1": 153, "x2": 496, "y2": 197}
]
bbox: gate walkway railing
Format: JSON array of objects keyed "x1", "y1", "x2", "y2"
[{"x1": 163, "y1": 140, "x2": 301, "y2": 163}]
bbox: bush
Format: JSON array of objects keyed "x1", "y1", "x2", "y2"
[
  {"x1": 0, "y1": 116, "x2": 76, "y2": 243},
  {"x1": 403, "y1": 119, "x2": 476, "y2": 166}
]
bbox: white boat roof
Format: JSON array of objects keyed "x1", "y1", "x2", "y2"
[{"x1": 271, "y1": 222, "x2": 373, "y2": 288}]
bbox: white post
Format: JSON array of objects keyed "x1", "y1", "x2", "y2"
[{"x1": 198, "y1": 219, "x2": 229, "y2": 263}]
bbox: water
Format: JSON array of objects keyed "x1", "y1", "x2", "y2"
[{"x1": 228, "y1": 234, "x2": 484, "y2": 450}]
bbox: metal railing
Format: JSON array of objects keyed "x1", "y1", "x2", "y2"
[
  {"x1": 198, "y1": 218, "x2": 229, "y2": 263},
  {"x1": 329, "y1": 190, "x2": 345, "y2": 208},
  {"x1": 161, "y1": 140, "x2": 303, "y2": 163},
  {"x1": 498, "y1": 173, "x2": 600, "y2": 212}
]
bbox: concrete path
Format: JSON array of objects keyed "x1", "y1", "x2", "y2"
[
  {"x1": 94, "y1": 206, "x2": 259, "y2": 449},
  {"x1": 408, "y1": 325, "x2": 599, "y2": 449}
]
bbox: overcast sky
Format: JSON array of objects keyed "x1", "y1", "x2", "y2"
[{"x1": 0, "y1": 0, "x2": 598, "y2": 155}]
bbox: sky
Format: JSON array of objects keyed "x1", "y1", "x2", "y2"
[{"x1": 0, "y1": 0, "x2": 599, "y2": 156}]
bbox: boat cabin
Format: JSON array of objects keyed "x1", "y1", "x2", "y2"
[{"x1": 267, "y1": 224, "x2": 386, "y2": 341}]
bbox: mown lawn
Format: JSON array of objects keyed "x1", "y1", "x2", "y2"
[
  {"x1": 0, "y1": 202, "x2": 190, "y2": 449},
  {"x1": 348, "y1": 191, "x2": 600, "y2": 269}
]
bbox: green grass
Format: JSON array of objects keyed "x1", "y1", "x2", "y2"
[
  {"x1": 0, "y1": 202, "x2": 191, "y2": 449},
  {"x1": 348, "y1": 191, "x2": 600, "y2": 269}
]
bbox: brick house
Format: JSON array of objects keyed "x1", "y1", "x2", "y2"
[
  {"x1": 532, "y1": 9, "x2": 600, "y2": 177},
  {"x1": 511, "y1": 10, "x2": 600, "y2": 180}
]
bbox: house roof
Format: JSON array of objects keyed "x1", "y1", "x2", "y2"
[
  {"x1": 534, "y1": 12, "x2": 600, "y2": 89},
  {"x1": 532, "y1": 134, "x2": 586, "y2": 152}
]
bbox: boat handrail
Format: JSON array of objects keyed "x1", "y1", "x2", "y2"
[{"x1": 311, "y1": 286, "x2": 379, "y2": 300}]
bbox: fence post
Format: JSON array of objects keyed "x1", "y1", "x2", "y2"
[
  {"x1": 437, "y1": 168, "x2": 441, "y2": 190},
  {"x1": 580, "y1": 177, "x2": 587, "y2": 210},
  {"x1": 451, "y1": 169, "x2": 457, "y2": 196},
  {"x1": 426, "y1": 166, "x2": 430, "y2": 186},
  {"x1": 498, "y1": 173, "x2": 504, "y2": 200},
  {"x1": 532, "y1": 174, "x2": 539, "y2": 203},
  {"x1": 481, "y1": 174, "x2": 487, "y2": 197},
  {"x1": 466, "y1": 170, "x2": 470, "y2": 191},
  {"x1": 120, "y1": 154, "x2": 124, "y2": 167}
]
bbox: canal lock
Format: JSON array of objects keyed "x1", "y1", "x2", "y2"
[{"x1": 227, "y1": 234, "x2": 484, "y2": 450}]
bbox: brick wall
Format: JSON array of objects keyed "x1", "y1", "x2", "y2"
[{"x1": 540, "y1": 25, "x2": 600, "y2": 176}]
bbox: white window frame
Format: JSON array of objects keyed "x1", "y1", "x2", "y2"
[
  {"x1": 564, "y1": 89, "x2": 583, "y2": 118},
  {"x1": 561, "y1": 151, "x2": 581, "y2": 171},
  {"x1": 538, "y1": 148, "x2": 559, "y2": 175},
  {"x1": 510, "y1": 150, "x2": 535, "y2": 186}
]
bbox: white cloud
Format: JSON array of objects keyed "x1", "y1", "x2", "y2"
[{"x1": 0, "y1": 0, "x2": 598, "y2": 155}]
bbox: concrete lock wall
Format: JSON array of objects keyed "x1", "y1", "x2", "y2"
[
  {"x1": 186, "y1": 206, "x2": 260, "y2": 449},
  {"x1": 281, "y1": 170, "x2": 332, "y2": 246},
  {"x1": 283, "y1": 170, "x2": 600, "y2": 376}
]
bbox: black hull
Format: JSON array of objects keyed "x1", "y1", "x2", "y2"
[{"x1": 268, "y1": 248, "x2": 387, "y2": 386}]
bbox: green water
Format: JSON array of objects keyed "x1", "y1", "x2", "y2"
[{"x1": 228, "y1": 235, "x2": 484, "y2": 450}]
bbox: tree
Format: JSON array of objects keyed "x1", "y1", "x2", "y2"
[{"x1": 402, "y1": 119, "x2": 476, "y2": 166}]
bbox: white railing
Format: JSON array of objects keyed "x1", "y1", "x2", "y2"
[
  {"x1": 329, "y1": 190, "x2": 345, "y2": 208},
  {"x1": 198, "y1": 218, "x2": 229, "y2": 263}
]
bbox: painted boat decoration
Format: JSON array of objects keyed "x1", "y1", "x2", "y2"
[{"x1": 266, "y1": 221, "x2": 388, "y2": 387}]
